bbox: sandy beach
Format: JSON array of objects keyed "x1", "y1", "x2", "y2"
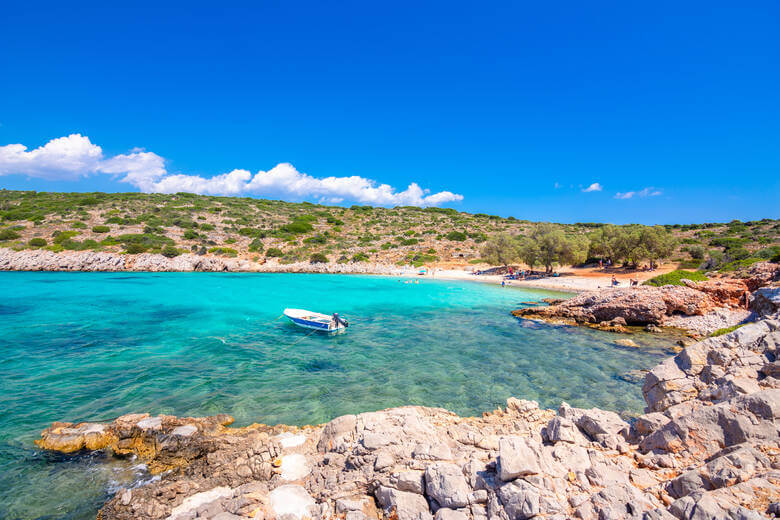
[{"x1": 429, "y1": 264, "x2": 679, "y2": 293}]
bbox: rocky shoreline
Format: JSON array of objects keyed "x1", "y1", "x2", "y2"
[
  {"x1": 0, "y1": 247, "x2": 410, "y2": 275},
  {"x1": 36, "y1": 313, "x2": 779, "y2": 520},
  {"x1": 513, "y1": 265, "x2": 780, "y2": 337}
]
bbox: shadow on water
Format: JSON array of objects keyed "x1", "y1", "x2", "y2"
[
  {"x1": 0, "y1": 303, "x2": 31, "y2": 315},
  {"x1": 300, "y1": 358, "x2": 343, "y2": 373}
]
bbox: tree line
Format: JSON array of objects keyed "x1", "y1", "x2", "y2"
[{"x1": 480, "y1": 223, "x2": 677, "y2": 272}]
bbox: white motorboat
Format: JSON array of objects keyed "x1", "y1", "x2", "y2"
[{"x1": 283, "y1": 308, "x2": 349, "y2": 332}]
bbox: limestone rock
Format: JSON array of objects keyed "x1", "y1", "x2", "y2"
[
  {"x1": 498, "y1": 437, "x2": 542, "y2": 481},
  {"x1": 375, "y1": 486, "x2": 432, "y2": 520},
  {"x1": 512, "y1": 286, "x2": 716, "y2": 326},
  {"x1": 498, "y1": 480, "x2": 540, "y2": 520},
  {"x1": 424, "y1": 463, "x2": 470, "y2": 509}
]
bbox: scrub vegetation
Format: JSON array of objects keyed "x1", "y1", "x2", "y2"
[{"x1": 0, "y1": 190, "x2": 778, "y2": 270}]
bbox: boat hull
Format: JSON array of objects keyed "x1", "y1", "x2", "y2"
[{"x1": 283, "y1": 308, "x2": 346, "y2": 333}]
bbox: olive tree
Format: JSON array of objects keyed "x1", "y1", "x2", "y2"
[
  {"x1": 638, "y1": 226, "x2": 677, "y2": 268},
  {"x1": 527, "y1": 223, "x2": 589, "y2": 273},
  {"x1": 480, "y1": 233, "x2": 518, "y2": 266}
]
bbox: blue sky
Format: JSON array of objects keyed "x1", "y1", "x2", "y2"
[{"x1": 0, "y1": 1, "x2": 778, "y2": 224}]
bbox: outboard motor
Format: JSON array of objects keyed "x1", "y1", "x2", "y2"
[{"x1": 332, "y1": 313, "x2": 349, "y2": 328}]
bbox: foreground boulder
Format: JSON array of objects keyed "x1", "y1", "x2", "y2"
[{"x1": 35, "y1": 316, "x2": 780, "y2": 519}]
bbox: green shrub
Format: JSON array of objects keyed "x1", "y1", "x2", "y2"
[
  {"x1": 92, "y1": 225, "x2": 110, "y2": 233},
  {"x1": 199, "y1": 223, "x2": 215, "y2": 231},
  {"x1": 28, "y1": 238, "x2": 47, "y2": 247},
  {"x1": 724, "y1": 247, "x2": 750, "y2": 262},
  {"x1": 125, "y1": 243, "x2": 147, "y2": 254},
  {"x1": 0, "y1": 228, "x2": 21, "y2": 240},
  {"x1": 446, "y1": 231, "x2": 468, "y2": 241},
  {"x1": 710, "y1": 324, "x2": 747, "y2": 337},
  {"x1": 644, "y1": 270, "x2": 709, "y2": 287},
  {"x1": 279, "y1": 219, "x2": 313, "y2": 234},
  {"x1": 52, "y1": 230, "x2": 79, "y2": 244},
  {"x1": 183, "y1": 229, "x2": 199, "y2": 240},
  {"x1": 399, "y1": 238, "x2": 419, "y2": 246},
  {"x1": 207, "y1": 247, "x2": 237, "y2": 257},
  {"x1": 266, "y1": 247, "x2": 284, "y2": 258},
  {"x1": 310, "y1": 252, "x2": 328, "y2": 263},
  {"x1": 686, "y1": 244, "x2": 706, "y2": 260},
  {"x1": 710, "y1": 237, "x2": 749, "y2": 249},
  {"x1": 351, "y1": 252, "x2": 370, "y2": 262},
  {"x1": 238, "y1": 227, "x2": 265, "y2": 237},
  {"x1": 404, "y1": 252, "x2": 438, "y2": 267},
  {"x1": 71, "y1": 221, "x2": 87, "y2": 229},
  {"x1": 676, "y1": 259, "x2": 702, "y2": 270},
  {"x1": 304, "y1": 234, "x2": 328, "y2": 245},
  {"x1": 116, "y1": 233, "x2": 173, "y2": 249},
  {"x1": 161, "y1": 245, "x2": 180, "y2": 258},
  {"x1": 754, "y1": 246, "x2": 780, "y2": 259},
  {"x1": 718, "y1": 257, "x2": 764, "y2": 272},
  {"x1": 248, "y1": 238, "x2": 264, "y2": 252}
]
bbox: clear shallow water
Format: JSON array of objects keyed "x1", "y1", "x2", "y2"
[{"x1": 0, "y1": 272, "x2": 676, "y2": 519}]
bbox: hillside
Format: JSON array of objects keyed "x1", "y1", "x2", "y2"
[{"x1": 0, "y1": 190, "x2": 778, "y2": 269}]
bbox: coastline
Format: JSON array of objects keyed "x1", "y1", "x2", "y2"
[
  {"x1": 34, "y1": 314, "x2": 780, "y2": 520},
  {"x1": 0, "y1": 247, "x2": 583, "y2": 293}
]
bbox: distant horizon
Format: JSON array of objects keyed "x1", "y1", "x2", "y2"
[{"x1": 1, "y1": 2, "x2": 778, "y2": 224}]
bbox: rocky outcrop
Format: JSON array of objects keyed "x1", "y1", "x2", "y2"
[
  {"x1": 738, "y1": 261, "x2": 780, "y2": 290},
  {"x1": 0, "y1": 247, "x2": 409, "y2": 275},
  {"x1": 681, "y1": 278, "x2": 750, "y2": 308},
  {"x1": 511, "y1": 281, "x2": 771, "y2": 336},
  {"x1": 512, "y1": 286, "x2": 716, "y2": 326},
  {"x1": 752, "y1": 287, "x2": 780, "y2": 317},
  {"x1": 35, "y1": 315, "x2": 780, "y2": 520},
  {"x1": 663, "y1": 308, "x2": 754, "y2": 338}
]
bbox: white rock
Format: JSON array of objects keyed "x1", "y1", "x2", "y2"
[
  {"x1": 171, "y1": 424, "x2": 197, "y2": 437},
  {"x1": 166, "y1": 486, "x2": 233, "y2": 520},
  {"x1": 268, "y1": 485, "x2": 316, "y2": 520},
  {"x1": 280, "y1": 453, "x2": 310, "y2": 481},
  {"x1": 275, "y1": 432, "x2": 306, "y2": 449},
  {"x1": 136, "y1": 416, "x2": 162, "y2": 431}
]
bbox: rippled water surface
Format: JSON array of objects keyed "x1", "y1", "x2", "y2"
[{"x1": 0, "y1": 271, "x2": 677, "y2": 519}]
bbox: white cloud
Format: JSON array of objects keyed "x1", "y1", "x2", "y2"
[
  {"x1": 0, "y1": 134, "x2": 103, "y2": 180},
  {"x1": 614, "y1": 187, "x2": 662, "y2": 200},
  {"x1": 0, "y1": 135, "x2": 463, "y2": 207},
  {"x1": 582, "y1": 182, "x2": 603, "y2": 192},
  {"x1": 637, "y1": 187, "x2": 662, "y2": 197}
]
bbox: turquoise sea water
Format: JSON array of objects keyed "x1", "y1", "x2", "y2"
[{"x1": 0, "y1": 272, "x2": 676, "y2": 519}]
